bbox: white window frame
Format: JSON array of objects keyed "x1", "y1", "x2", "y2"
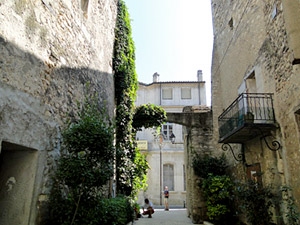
[
  {"x1": 181, "y1": 87, "x2": 192, "y2": 99},
  {"x1": 161, "y1": 123, "x2": 173, "y2": 141},
  {"x1": 162, "y1": 88, "x2": 173, "y2": 100}
]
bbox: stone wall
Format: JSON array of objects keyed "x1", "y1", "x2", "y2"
[
  {"x1": 0, "y1": 0, "x2": 117, "y2": 224},
  {"x1": 211, "y1": 0, "x2": 300, "y2": 222},
  {"x1": 167, "y1": 106, "x2": 214, "y2": 224}
]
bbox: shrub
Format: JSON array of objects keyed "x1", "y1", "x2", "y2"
[
  {"x1": 202, "y1": 174, "x2": 235, "y2": 224},
  {"x1": 236, "y1": 181, "x2": 275, "y2": 225},
  {"x1": 97, "y1": 197, "x2": 134, "y2": 225},
  {"x1": 192, "y1": 153, "x2": 228, "y2": 179},
  {"x1": 193, "y1": 154, "x2": 237, "y2": 224},
  {"x1": 48, "y1": 195, "x2": 134, "y2": 225}
]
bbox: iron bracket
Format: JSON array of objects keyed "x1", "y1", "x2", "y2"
[{"x1": 221, "y1": 143, "x2": 245, "y2": 162}]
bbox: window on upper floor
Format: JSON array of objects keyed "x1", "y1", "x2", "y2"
[
  {"x1": 161, "y1": 123, "x2": 173, "y2": 141},
  {"x1": 162, "y1": 88, "x2": 173, "y2": 100},
  {"x1": 163, "y1": 164, "x2": 174, "y2": 191},
  {"x1": 181, "y1": 88, "x2": 191, "y2": 99}
]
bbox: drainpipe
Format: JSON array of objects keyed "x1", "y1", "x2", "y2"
[
  {"x1": 198, "y1": 82, "x2": 201, "y2": 105},
  {"x1": 160, "y1": 83, "x2": 162, "y2": 106}
]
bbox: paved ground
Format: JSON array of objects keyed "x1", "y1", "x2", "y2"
[{"x1": 131, "y1": 208, "x2": 201, "y2": 225}]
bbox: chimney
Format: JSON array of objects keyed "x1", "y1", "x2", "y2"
[
  {"x1": 153, "y1": 72, "x2": 160, "y2": 83},
  {"x1": 197, "y1": 70, "x2": 203, "y2": 81}
]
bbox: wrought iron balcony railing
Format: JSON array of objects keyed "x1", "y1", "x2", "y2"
[{"x1": 218, "y1": 93, "x2": 276, "y2": 143}]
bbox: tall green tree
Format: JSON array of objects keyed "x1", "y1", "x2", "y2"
[{"x1": 47, "y1": 96, "x2": 118, "y2": 225}]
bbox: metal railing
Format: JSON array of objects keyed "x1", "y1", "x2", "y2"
[{"x1": 218, "y1": 93, "x2": 276, "y2": 139}]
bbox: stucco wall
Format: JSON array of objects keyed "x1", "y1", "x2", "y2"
[
  {"x1": 0, "y1": 0, "x2": 117, "y2": 224},
  {"x1": 137, "y1": 150, "x2": 186, "y2": 206}
]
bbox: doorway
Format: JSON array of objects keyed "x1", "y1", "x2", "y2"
[{"x1": 0, "y1": 142, "x2": 38, "y2": 225}]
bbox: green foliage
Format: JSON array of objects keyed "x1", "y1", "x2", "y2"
[
  {"x1": 281, "y1": 186, "x2": 300, "y2": 225},
  {"x1": 113, "y1": 0, "x2": 148, "y2": 197},
  {"x1": 113, "y1": 0, "x2": 137, "y2": 104},
  {"x1": 236, "y1": 181, "x2": 275, "y2": 225},
  {"x1": 132, "y1": 103, "x2": 167, "y2": 130},
  {"x1": 192, "y1": 153, "x2": 228, "y2": 179},
  {"x1": 48, "y1": 96, "x2": 122, "y2": 224},
  {"x1": 97, "y1": 197, "x2": 134, "y2": 225},
  {"x1": 48, "y1": 195, "x2": 134, "y2": 225},
  {"x1": 193, "y1": 154, "x2": 237, "y2": 224},
  {"x1": 202, "y1": 174, "x2": 235, "y2": 224}
]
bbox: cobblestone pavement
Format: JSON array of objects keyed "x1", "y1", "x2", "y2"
[{"x1": 131, "y1": 209, "x2": 201, "y2": 225}]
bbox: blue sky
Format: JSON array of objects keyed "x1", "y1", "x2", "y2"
[{"x1": 123, "y1": 0, "x2": 214, "y2": 104}]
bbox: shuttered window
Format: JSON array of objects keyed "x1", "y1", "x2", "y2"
[
  {"x1": 181, "y1": 88, "x2": 191, "y2": 99},
  {"x1": 162, "y1": 88, "x2": 173, "y2": 100},
  {"x1": 163, "y1": 164, "x2": 174, "y2": 191}
]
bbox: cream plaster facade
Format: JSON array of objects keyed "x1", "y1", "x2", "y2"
[{"x1": 135, "y1": 72, "x2": 206, "y2": 206}]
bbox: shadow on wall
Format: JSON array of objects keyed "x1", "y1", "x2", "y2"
[
  {"x1": 0, "y1": 35, "x2": 115, "y2": 120},
  {"x1": 0, "y1": 35, "x2": 115, "y2": 225}
]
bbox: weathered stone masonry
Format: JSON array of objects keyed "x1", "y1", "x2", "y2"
[
  {"x1": 167, "y1": 106, "x2": 214, "y2": 224},
  {"x1": 0, "y1": 1, "x2": 117, "y2": 224},
  {"x1": 211, "y1": 0, "x2": 300, "y2": 223}
]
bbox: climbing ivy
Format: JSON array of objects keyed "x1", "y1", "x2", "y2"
[
  {"x1": 133, "y1": 103, "x2": 167, "y2": 131},
  {"x1": 281, "y1": 186, "x2": 300, "y2": 225},
  {"x1": 113, "y1": 0, "x2": 148, "y2": 197}
]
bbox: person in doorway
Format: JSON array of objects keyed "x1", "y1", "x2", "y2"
[
  {"x1": 142, "y1": 198, "x2": 154, "y2": 218},
  {"x1": 164, "y1": 186, "x2": 169, "y2": 211}
]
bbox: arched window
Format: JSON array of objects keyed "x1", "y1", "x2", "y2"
[{"x1": 163, "y1": 164, "x2": 174, "y2": 191}]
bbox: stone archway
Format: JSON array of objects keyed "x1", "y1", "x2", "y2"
[{"x1": 166, "y1": 106, "x2": 214, "y2": 224}]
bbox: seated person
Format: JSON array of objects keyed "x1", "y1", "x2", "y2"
[{"x1": 142, "y1": 198, "x2": 154, "y2": 218}]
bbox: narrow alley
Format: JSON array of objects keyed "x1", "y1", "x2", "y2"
[{"x1": 132, "y1": 208, "x2": 201, "y2": 225}]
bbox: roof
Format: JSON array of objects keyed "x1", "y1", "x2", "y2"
[{"x1": 138, "y1": 80, "x2": 205, "y2": 86}]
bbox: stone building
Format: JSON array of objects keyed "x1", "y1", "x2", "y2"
[
  {"x1": 0, "y1": 1, "x2": 117, "y2": 224},
  {"x1": 135, "y1": 71, "x2": 207, "y2": 206},
  {"x1": 211, "y1": 0, "x2": 300, "y2": 223}
]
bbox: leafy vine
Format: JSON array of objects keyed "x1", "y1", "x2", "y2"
[{"x1": 113, "y1": 0, "x2": 147, "y2": 197}]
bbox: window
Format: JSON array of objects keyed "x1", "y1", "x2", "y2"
[
  {"x1": 245, "y1": 71, "x2": 257, "y2": 93},
  {"x1": 246, "y1": 163, "x2": 262, "y2": 187},
  {"x1": 163, "y1": 164, "x2": 174, "y2": 191},
  {"x1": 162, "y1": 88, "x2": 173, "y2": 100},
  {"x1": 181, "y1": 88, "x2": 191, "y2": 99},
  {"x1": 161, "y1": 123, "x2": 173, "y2": 141}
]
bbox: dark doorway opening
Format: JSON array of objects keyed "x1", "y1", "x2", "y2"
[{"x1": 0, "y1": 141, "x2": 38, "y2": 225}]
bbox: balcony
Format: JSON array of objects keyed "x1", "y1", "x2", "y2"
[{"x1": 218, "y1": 93, "x2": 277, "y2": 143}]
